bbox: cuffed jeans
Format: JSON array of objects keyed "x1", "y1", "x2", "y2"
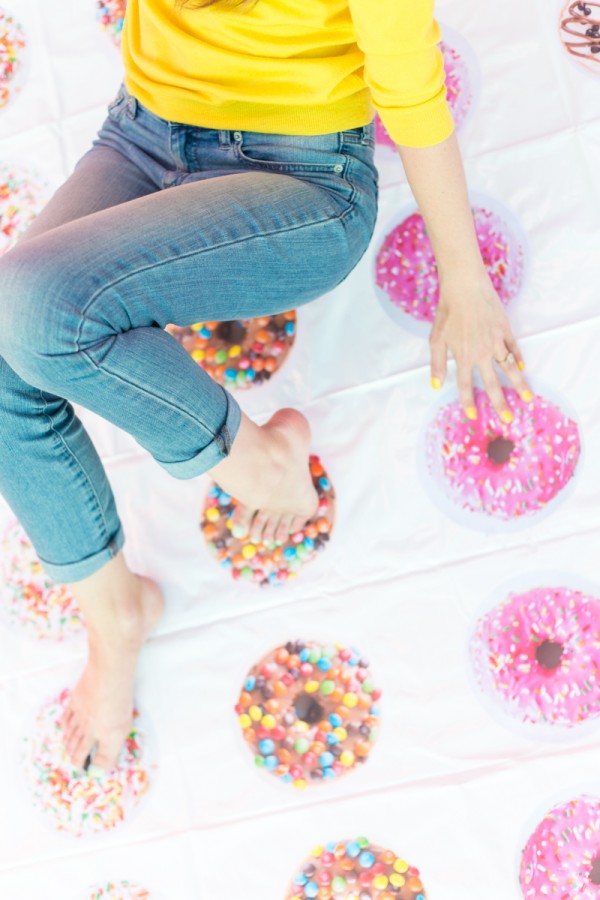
[{"x1": 0, "y1": 82, "x2": 378, "y2": 583}]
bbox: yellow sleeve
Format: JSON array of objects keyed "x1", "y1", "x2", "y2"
[{"x1": 348, "y1": 0, "x2": 455, "y2": 148}]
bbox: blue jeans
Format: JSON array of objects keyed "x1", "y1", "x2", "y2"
[{"x1": 0, "y1": 82, "x2": 378, "y2": 583}]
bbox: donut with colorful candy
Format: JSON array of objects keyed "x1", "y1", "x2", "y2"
[{"x1": 236, "y1": 641, "x2": 381, "y2": 789}]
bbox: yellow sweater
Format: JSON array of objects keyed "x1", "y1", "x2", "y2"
[{"x1": 121, "y1": 0, "x2": 454, "y2": 148}]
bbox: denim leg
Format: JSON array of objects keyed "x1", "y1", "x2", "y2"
[
  {"x1": 0, "y1": 144, "x2": 158, "y2": 582},
  {"x1": 0, "y1": 169, "x2": 357, "y2": 491}
]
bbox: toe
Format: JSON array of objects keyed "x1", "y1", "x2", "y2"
[
  {"x1": 68, "y1": 731, "x2": 88, "y2": 769},
  {"x1": 275, "y1": 514, "x2": 294, "y2": 545},
  {"x1": 230, "y1": 502, "x2": 254, "y2": 539},
  {"x1": 249, "y1": 510, "x2": 269, "y2": 544},
  {"x1": 290, "y1": 514, "x2": 308, "y2": 535},
  {"x1": 262, "y1": 513, "x2": 280, "y2": 546}
]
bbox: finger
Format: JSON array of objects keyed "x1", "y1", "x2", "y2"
[
  {"x1": 480, "y1": 363, "x2": 512, "y2": 422},
  {"x1": 504, "y1": 333, "x2": 526, "y2": 372},
  {"x1": 456, "y1": 358, "x2": 477, "y2": 420},
  {"x1": 495, "y1": 353, "x2": 533, "y2": 403},
  {"x1": 429, "y1": 332, "x2": 448, "y2": 390}
]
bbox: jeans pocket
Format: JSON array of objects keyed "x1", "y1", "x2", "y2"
[{"x1": 232, "y1": 131, "x2": 344, "y2": 174}]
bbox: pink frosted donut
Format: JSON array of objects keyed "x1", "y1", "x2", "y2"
[
  {"x1": 559, "y1": 1, "x2": 600, "y2": 75},
  {"x1": 376, "y1": 206, "x2": 524, "y2": 324},
  {"x1": 520, "y1": 795, "x2": 600, "y2": 897},
  {"x1": 375, "y1": 39, "x2": 473, "y2": 147},
  {"x1": 0, "y1": 7, "x2": 27, "y2": 109},
  {"x1": 425, "y1": 387, "x2": 581, "y2": 520},
  {"x1": 471, "y1": 587, "x2": 600, "y2": 726},
  {"x1": 96, "y1": 0, "x2": 127, "y2": 47}
]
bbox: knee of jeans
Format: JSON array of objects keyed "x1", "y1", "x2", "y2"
[{"x1": 0, "y1": 245, "x2": 83, "y2": 383}]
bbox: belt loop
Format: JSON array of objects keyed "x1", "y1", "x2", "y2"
[{"x1": 126, "y1": 95, "x2": 138, "y2": 119}]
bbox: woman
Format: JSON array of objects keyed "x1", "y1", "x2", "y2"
[{"x1": 0, "y1": 0, "x2": 530, "y2": 773}]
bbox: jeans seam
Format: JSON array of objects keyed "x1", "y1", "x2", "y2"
[
  {"x1": 37, "y1": 389, "x2": 111, "y2": 547},
  {"x1": 74, "y1": 209, "x2": 352, "y2": 351}
]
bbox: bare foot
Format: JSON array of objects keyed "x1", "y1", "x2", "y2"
[
  {"x1": 59, "y1": 575, "x2": 164, "y2": 772},
  {"x1": 211, "y1": 408, "x2": 319, "y2": 546}
]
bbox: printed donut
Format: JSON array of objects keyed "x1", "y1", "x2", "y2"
[
  {"x1": 0, "y1": 6, "x2": 27, "y2": 110},
  {"x1": 86, "y1": 884, "x2": 150, "y2": 900},
  {"x1": 201, "y1": 454, "x2": 334, "y2": 586},
  {"x1": 0, "y1": 163, "x2": 46, "y2": 255},
  {"x1": 520, "y1": 795, "x2": 600, "y2": 897},
  {"x1": 376, "y1": 206, "x2": 524, "y2": 325},
  {"x1": 425, "y1": 387, "x2": 581, "y2": 520},
  {"x1": 0, "y1": 519, "x2": 85, "y2": 640},
  {"x1": 287, "y1": 838, "x2": 426, "y2": 899},
  {"x1": 236, "y1": 641, "x2": 381, "y2": 789},
  {"x1": 96, "y1": 0, "x2": 127, "y2": 47},
  {"x1": 166, "y1": 311, "x2": 296, "y2": 390},
  {"x1": 471, "y1": 586, "x2": 600, "y2": 726},
  {"x1": 22, "y1": 689, "x2": 154, "y2": 836},
  {"x1": 375, "y1": 37, "x2": 474, "y2": 147},
  {"x1": 559, "y1": 1, "x2": 600, "y2": 75}
]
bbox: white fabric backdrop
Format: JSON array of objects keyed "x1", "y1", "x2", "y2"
[{"x1": 1, "y1": 0, "x2": 599, "y2": 897}]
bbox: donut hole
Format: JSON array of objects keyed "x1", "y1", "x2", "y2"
[
  {"x1": 295, "y1": 692, "x2": 325, "y2": 725},
  {"x1": 535, "y1": 639, "x2": 564, "y2": 670},
  {"x1": 590, "y1": 858, "x2": 600, "y2": 885},
  {"x1": 486, "y1": 436, "x2": 515, "y2": 465},
  {"x1": 214, "y1": 320, "x2": 247, "y2": 344}
]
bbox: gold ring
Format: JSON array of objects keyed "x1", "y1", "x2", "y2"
[{"x1": 495, "y1": 352, "x2": 515, "y2": 365}]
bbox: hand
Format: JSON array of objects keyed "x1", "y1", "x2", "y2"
[{"x1": 429, "y1": 268, "x2": 532, "y2": 421}]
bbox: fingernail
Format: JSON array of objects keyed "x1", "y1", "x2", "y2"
[
  {"x1": 466, "y1": 406, "x2": 477, "y2": 420},
  {"x1": 521, "y1": 389, "x2": 533, "y2": 403},
  {"x1": 517, "y1": 360, "x2": 526, "y2": 371},
  {"x1": 431, "y1": 377, "x2": 442, "y2": 390},
  {"x1": 501, "y1": 409, "x2": 513, "y2": 424}
]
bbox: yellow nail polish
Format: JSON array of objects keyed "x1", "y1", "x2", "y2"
[
  {"x1": 521, "y1": 389, "x2": 533, "y2": 403},
  {"x1": 466, "y1": 406, "x2": 477, "y2": 421},
  {"x1": 517, "y1": 360, "x2": 526, "y2": 371},
  {"x1": 501, "y1": 409, "x2": 513, "y2": 424},
  {"x1": 431, "y1": 377, "x2": 442, "y2": 390}
]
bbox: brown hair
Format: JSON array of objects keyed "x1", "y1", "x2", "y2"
[{"x1": 175, "y1": 0, "x2": 256, "y2": 9}]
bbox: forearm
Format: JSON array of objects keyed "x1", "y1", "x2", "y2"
[{"x1": 396, "y1": 131, "x2": 485, "y2": 287}]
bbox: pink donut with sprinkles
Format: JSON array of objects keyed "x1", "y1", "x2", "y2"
[
  {"x1": 0, "y1": 519, "x2": 85, "y2": 640},
  {"x1": 86, "y1": 884, "x2": 150, "y2": 900},
  {"x1": 375, "y1": 39, "x2": 474, "y2": 147},
  {"x1": 0, "y1": 7, "x2": 27, "y2": 109},
  {"x1": 376, "y1": 206, "x2": 524, "y2": 325},
  {"x1": 96, "y1": 0, "x2": 127, "y2": 47},
  {"x1": 425, "y1": 387, "x2": 581, "y2": 520},
  {"x1": 22, "y1": 689, "x2": 154, "y2": 837},
  {"x1": 520, "y1": 795, "x2": 600, "y2": 897},
  {"x1": 471, "y1": 586, "x2": 600, "y2": 726}
]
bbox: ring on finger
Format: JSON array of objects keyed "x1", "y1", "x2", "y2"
[{"x1": 494, "y1": 351, "x2": 515, "y2": 365}]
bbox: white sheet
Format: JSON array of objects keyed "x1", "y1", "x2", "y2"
[{"x1": 1, "y1": 0, "x2": 599, "y2": 897}]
